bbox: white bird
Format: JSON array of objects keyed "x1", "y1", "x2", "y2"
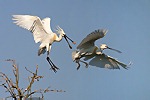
[
  {"x1": 12, "y1": 15, "x2": 76, "y2": 72},
  {"x1": 72, "y1": 29, "x2": 129, "y2": 70}
]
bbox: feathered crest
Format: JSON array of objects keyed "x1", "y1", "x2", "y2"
[{"x1": 55, "y1": 26, "x2": 65, "y2": 34}]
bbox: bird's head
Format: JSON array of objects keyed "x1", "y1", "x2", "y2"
[
  {"x1": 100, "y1": 44, "x2": 108, "y2": 50},
  {"x1": 100, "y1": 44, "x2": 122, "y2": 53},
  {"x1": 56, "y1": 26, "x2": 76, "y2": 49}
]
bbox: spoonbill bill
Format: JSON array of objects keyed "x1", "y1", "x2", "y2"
[
  {"x1": 12, "y1": 15, "x2": 76, "y2": 72},
  {"x1": 72, "y1": 29, "x2": 129, "y2": 70}
]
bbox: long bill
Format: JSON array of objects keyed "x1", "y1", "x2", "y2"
[
  {"x1": 107, "y1": 47, "x2": 122, "y2": 53},
  {"x1": 64, "y1": 35, "x2": 76, "y2": 49}
]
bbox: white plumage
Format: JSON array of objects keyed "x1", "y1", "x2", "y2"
[
  {"x1": 72, "y1": 29, "x2": 130, "y2": 70},
  {"x1": 13, "y1": 15, "x2": 56, "y2": 44},
  {"x1": 12, "y1": 15, "x2": 75, "y2": 72}
]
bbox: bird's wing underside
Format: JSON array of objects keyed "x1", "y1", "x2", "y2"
[
  {"x1": 12, "y1": 15, "x2": 52, "y2": 43},
  {"x1": 89, "y1": 53, "x2": 128, "y2": 69},
  {"x1": 77, "y1": 29, "x2": 107, "y2": 49}
]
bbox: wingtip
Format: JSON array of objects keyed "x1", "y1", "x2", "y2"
[
  {"x1": 103, "y1": 29, "x2": 108, "y2": 35},
  {"x1": 128, "y1": 61, "x2": 132, "y2": 66},
  {"x1": 123, "y1": 61, "x2": 132, "y2": 70},
  {"x1": 12, "y1": 15, "x2": 22, "y2": 20}
]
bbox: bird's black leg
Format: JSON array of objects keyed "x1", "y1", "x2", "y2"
[
  {"x1": 46, "y1": 57, "x2": 53, "y2": 68},
  {"x1": 48, "y1": 57, "x2": 59, "y2": 70},
  {"x1": 77, "y1": 62, "x2": 80, "y2": 70},
  {"x1": 46, "y1": 57, "x2": 59, "y2": 73},
  {"x1": 75, "y1": 59, "x2": 80, "y2": 70},
  {"x1": 75, "y1": 59, "x2": 88, "y2": 70},
  {"x1": 46, "y1": 51, "x2": 59, "y2": 73},
  {"x1": 79, "y1": 60, "x2": 88, "y2": 68}
]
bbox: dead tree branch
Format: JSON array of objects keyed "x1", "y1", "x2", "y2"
[{"x1": 0, "y1": 59, "x2": 65, "y2": 99}]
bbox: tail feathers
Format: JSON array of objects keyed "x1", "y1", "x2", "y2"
[{"x1": 38, "y1": 47, "x2": 46, "y2": 56}]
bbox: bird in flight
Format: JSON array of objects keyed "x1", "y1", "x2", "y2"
[
  {"x1": 72, "y1": 29, "x2": 130, "y2": 70},
  {"x1": 12, "y1": 15, "x2": 76, "y2": 72}
]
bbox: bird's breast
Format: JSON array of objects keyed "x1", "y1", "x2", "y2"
[{"x1": 43, "y1": 34, "x2": 55, "y2": 44}]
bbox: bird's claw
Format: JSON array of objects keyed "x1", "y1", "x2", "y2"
[
  {"x1": 76, "y1": 62, "x2": 80, "y2": 70},
  {"x1": 77, "y1": 65, "x2": 80, "y2": 70},
  {"x1": 46, "y1": 57, "x2": 59, "y2": 73},
  {"x1": 85, "y1": 63, "x2": 89, "y2": 68},
  {"x1": 50, "y1": 66, "x2": 59, "y2": 73}
]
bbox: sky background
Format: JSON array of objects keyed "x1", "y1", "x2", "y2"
[{"x1": 0, "y1": 0, "x2": 150, "y2": 100}]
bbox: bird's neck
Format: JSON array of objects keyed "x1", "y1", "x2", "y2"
[
  {"x1": 54, "y1": 34, "x2": 63, "y2": 42},
  {"x1": 96, "y1": 48, "x2": 103, "y2": 53}
]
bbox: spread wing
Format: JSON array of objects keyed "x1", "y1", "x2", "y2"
[
  {"x1": 77, "y1": 29, "x2": 108, "y2": 49},
  {"x1": 89, "y1": 53, "x2": 129, "y2": 69},
  {"x1": 12, "y1": 15, "x2": 53, "y2": 43},
  {"x1": 41, "y1": 17, "x2": 53, "y2": 33}
]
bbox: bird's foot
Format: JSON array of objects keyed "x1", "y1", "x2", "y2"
[
  {"x1": 77, "y1": 66, "x2": 80, "y2": 70},
  {"x1": 50, "y1": 66, "x2": 59, "y2": 73},
  {"x1": 76, "y1": 62, "x2": 80, "y2": 70},
  {"x1": 84, "y1": 62, "x2": 89, "y2": 68},
  {"x1": 46, "y1": 57, "x2": 59, "y2": 73}
]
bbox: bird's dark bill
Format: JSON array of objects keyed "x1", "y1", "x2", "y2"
[
  {"x1": 65, "y1": 35, "x2": 76, "y2": 44},
  {"x1": 107, "y1": 47, "x2": 122, "y2": 53},
  {"x1": 64, "y1": 35, "x2": 76, "y2": 49}
]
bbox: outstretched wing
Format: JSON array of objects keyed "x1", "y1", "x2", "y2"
[
  {"x1": 42, "y1": 17, "x2": 53, "y2": 33},
  {"x1": 12, "y1": 15, "x2": 52, "y2": 43},
  {"x1": 89, "y1": 54, "x2": 129, "y2": 69},
  {"x1": 77, "y1": 29, "x2": 108, "y2": 49}
]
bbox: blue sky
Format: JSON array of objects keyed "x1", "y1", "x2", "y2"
[{"x1": 0, "y1": 0, "x2": 150, "y2": 100}]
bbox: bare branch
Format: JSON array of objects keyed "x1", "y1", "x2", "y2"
[
  {"x1": 25, "y1": 67, "x2": 34, "y2": 75},
  {"x1": 1, "y1": 59, "x2": 65, "y2": 99},
  {"x1": 0, "y1": 72, "x2": 16, "y2": 97},
  {"x1": 1, "y1": 59, "x2": 23, "y2": 99},
  {"x1": 24, "y1": 65, "x2": 43, "y2": 98},
  {"x1": 43, "y1": 86, "x2": 66, "y2": 93}
]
